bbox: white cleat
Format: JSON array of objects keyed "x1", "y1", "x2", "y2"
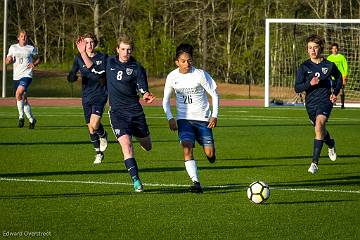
[
  {"x1": 308, "y1": 162, "x2": 318, "y2": 174},
  {"x1": 99, "y1": 132, "x2": 108, "y2": 152},
  {"x1": 328, "y1": 147, "x2": 336, "y2": 161},
  {"x1": 94, "y1": 153, "x2": 104, "y2": 164}
]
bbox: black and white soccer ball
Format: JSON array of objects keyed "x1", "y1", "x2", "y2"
[{"x1": 247, "y1": 181, "x2": 270, "y2": 204}]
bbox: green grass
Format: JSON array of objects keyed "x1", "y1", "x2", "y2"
[{"x1": 0, "y1": 106, "x2": 359, "y2": 239}]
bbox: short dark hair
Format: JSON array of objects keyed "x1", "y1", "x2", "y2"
[
  {"x1": 306, "y1": 34, "x2": 325, "y2": 52},
  {"x1": 82, "y1": 32, "x2": 98, "y2": 47},
  {"x1": 175, "y1": 43, "x2": 193, "y2": 59},
  {"x1": 331, "y1": 42, "x2": 339, "y2": 49}
]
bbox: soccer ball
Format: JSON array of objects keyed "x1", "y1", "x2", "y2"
[{"x1": 247, "y1": 181, "x2": 270, "y2": 204}]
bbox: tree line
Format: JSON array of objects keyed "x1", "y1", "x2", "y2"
[{"x1": 2, "y1": 0, "x2": 360, "y2": 85}]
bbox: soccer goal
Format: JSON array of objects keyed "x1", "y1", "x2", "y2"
[{"x1": 265, "y1": 18, "x2": 360, "y2": 107}]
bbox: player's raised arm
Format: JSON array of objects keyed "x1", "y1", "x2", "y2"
[{"x1": 76, "y1": 37, "x2": 93, "y2": 69}]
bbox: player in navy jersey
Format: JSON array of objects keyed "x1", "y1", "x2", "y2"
[
  {"x1": 85, "y1": 33, "x2": 155, "y2": 192},
  {"x1": 295, "y1": 34, "x2": 342, "y2": 174},
  {"x1": 67, "y1": 33, "x2": 108, "y2": 164}
]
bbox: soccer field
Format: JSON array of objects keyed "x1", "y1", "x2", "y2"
[{"x1": 0, "y1": 106, "x2": 359, "y2": 239}]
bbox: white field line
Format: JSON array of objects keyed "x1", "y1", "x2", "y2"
[{"x1": 0, "y1": 177, "x2": 359, "y2": 194}]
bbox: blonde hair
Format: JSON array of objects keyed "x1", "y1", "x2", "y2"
[{"x1": 117, "y1": 33, "x2": 133, "y2": 48}]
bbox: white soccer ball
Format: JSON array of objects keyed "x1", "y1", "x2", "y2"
[{"x1": 247, "y1": 181, "x2": 270, "y2": 204}]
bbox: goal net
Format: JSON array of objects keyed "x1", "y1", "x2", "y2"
[{"x1": 265, "y1": 19, "x2": 360, "y2": 107}]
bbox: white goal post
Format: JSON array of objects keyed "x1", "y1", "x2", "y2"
[{"x1": 265, "y1": 18, "x2": 360, "y2": 107}]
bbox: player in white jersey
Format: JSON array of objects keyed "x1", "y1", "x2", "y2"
[
  {"x1": 163, "y1": 43, "x2": 219, "y2": 193},
  {"x1": 6, "y1": 30, "x2": 40, "y2": 129}
]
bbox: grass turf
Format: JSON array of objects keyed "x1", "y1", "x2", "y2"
[{"x1": 0, "y1": 106, "x2": 359, "y2": 239}]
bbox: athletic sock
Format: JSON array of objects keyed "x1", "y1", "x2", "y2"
[
  {"x1": 323, "y1": 131, "x2": 334, "y2": 148},
  {"x1": 90, "y1": 133, "x2": 101, "y2": 153},
  {"x1": 185, "y1": 160, "x2": 199, "y2": 183},
  {"x1": 24, "y1": 103, "x2": 34, "y2": 123},
  {"x1": 124, "y1": 158, "x2": 139, "y2": 181},
  {"x1": 312, "y1": 139, "x2": 324, "y2": 164},
  {"x1": 95, "y1": 123, "x2": 106, "y2": 138},
  {"x1": 16, "y1": 100, "x2": 24, "y2": 119}
]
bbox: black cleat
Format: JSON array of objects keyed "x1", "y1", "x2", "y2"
[
  {"x1": 29, "y1": 118, "x2": 36, "y2": 129},
  {"x1": 207, "y1": 150, "x2": 216, "y2": 163},
  {"x1": 18, "y1": 118, "x2": 24, "y2": 128},
  {"x1": 207, "y1": 155, "x2": 216, "y2": 163},
  {"x1": 189, "y1": 181, "x2": 203, "y2": 193}
]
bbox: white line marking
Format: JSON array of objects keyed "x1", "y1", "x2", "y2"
[{"x1": 1, "y1": 177, "x2": 359, "y2": 194}]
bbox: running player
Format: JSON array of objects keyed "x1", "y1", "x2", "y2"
[
  {"x1": 295, "y1": 35, "x2": 342, "y2": 174},
  {"x1": 6, "y1": 30, "x2": 40, "y2": 129},
  {"x1": 162, "y1": 43, "x2": 219, "y2": 193},
  {"x1": 68, "y1": 33, "x2": 108, "y2": 164},
  {"x1": 327, "y1": 43, "x2": 349, "y2": 109},
  {"x1": 80, "y1": 33, "x2": 155, "y2": 192}
]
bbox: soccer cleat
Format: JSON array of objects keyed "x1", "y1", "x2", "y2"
[
  {"x1": 207, "y1": 155, "x2": 216, "y2": 164},
  {"x1": 328, "y1": 140, "x2": 336, "y2": 161},
  {"x1": 99, "y1": 131, "x2": 108, "y2": 152},
  {"x1": 18, "y1": 118, "x2": 24, "y2": 128},
  {"x1": 189, "y1": 181, "x2": 203, "y2": 193},
  {"x1": 29, "y1": 118, "x2": 37, "y2": 129},
  {"x1": 133, "y1": 178, "x2": 144, "y2": 192},
  {"x1": 93, "y1": 153, "x2": 104, "y2": 164},
  {"x1": 308, "y1": 162, "x2": 318, "y2": 174}
]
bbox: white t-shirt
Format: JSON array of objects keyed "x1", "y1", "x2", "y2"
[
  {"x1": 7, "y1": 44, "x2": 38, "y2": 80},
  {"x1": 163, "y1": 67, "x2": 219, "y2": 122}
]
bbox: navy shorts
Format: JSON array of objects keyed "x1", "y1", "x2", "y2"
[
  {"x1": 306, "y1": 101, "x2": 333, "y2": 126},
  {"x1": 109, "y1": 110, "x2": 150, "y2": 139},
  {"x1": 82, "y1": 97, "x2": 107, "y2": 124},
  {"x1": 13, "y1": 77, "x2": 32, "y2": 95},
  {"x1": 177, "y1": 119, "x2": 214, "y2": 147}
]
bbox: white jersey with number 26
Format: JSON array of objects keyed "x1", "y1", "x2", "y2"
[
  {"x1": 163, "y1": 66, "x2": 219, "y2": 122},
  {"x1": 7, "y1": 43, "x2": 38, "y2": 80}
]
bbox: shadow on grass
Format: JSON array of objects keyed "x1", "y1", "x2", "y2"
[
  {"x1": 0, "y1": 164, "x2": 301, "y2": 179},
  {"x1": 269, "y1": 199, "x2": 353, "y2": 205},
  {"x1": 219, "y1": 123, "x2": 360, "y2": 128},
  {"x1": 0, "y1": 139, "x2": 178, "y2": 146},
  {"x1": 0, "y1": 191, "x2": 134, "y2": 200},
  {"x1": 219, "y1": 154, "x2": 360, "y2": 161}
]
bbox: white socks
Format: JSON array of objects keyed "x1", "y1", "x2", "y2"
[
  {"x1": 185, "y1": 160, "x2": 199, "y2": 183},
  {"x1": 24, "y1": 104, "x2": 34, "y2": 123},
  {"x1": 17, "y1": 100, "x2": 24, "y2": 119}
]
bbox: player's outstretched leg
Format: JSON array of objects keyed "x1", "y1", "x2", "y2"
[
  {"x1": 323, "y1": 131, "x2": 336, "y2": 161},
  {"x1": 16, "y1": 99, "x2": 25, "y2": 128},
  {"x1": 24, "y1": 103, "x2": 36, "y2": 129},
  {"x1": 341, "y1": 87, "x2": 345, "y2": 109},
  {"x1": 204, "y1": 147, "x2": 216, "y2": 163},
  {"x1": 90, "y1": 133, "x2": 104, "y2": 164},
  {"x1": 96, "y1": 123, "x2": 108, "y2": 152},
  {"x1": 185, "y1": 160, "x2": 203, "y2": 193},
  {"x1": 124, "y1": 158, "x2": 143, "y2": 192},
  {"x1": 308, "y1": 139, "x2": 323, "y2": 174}
]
